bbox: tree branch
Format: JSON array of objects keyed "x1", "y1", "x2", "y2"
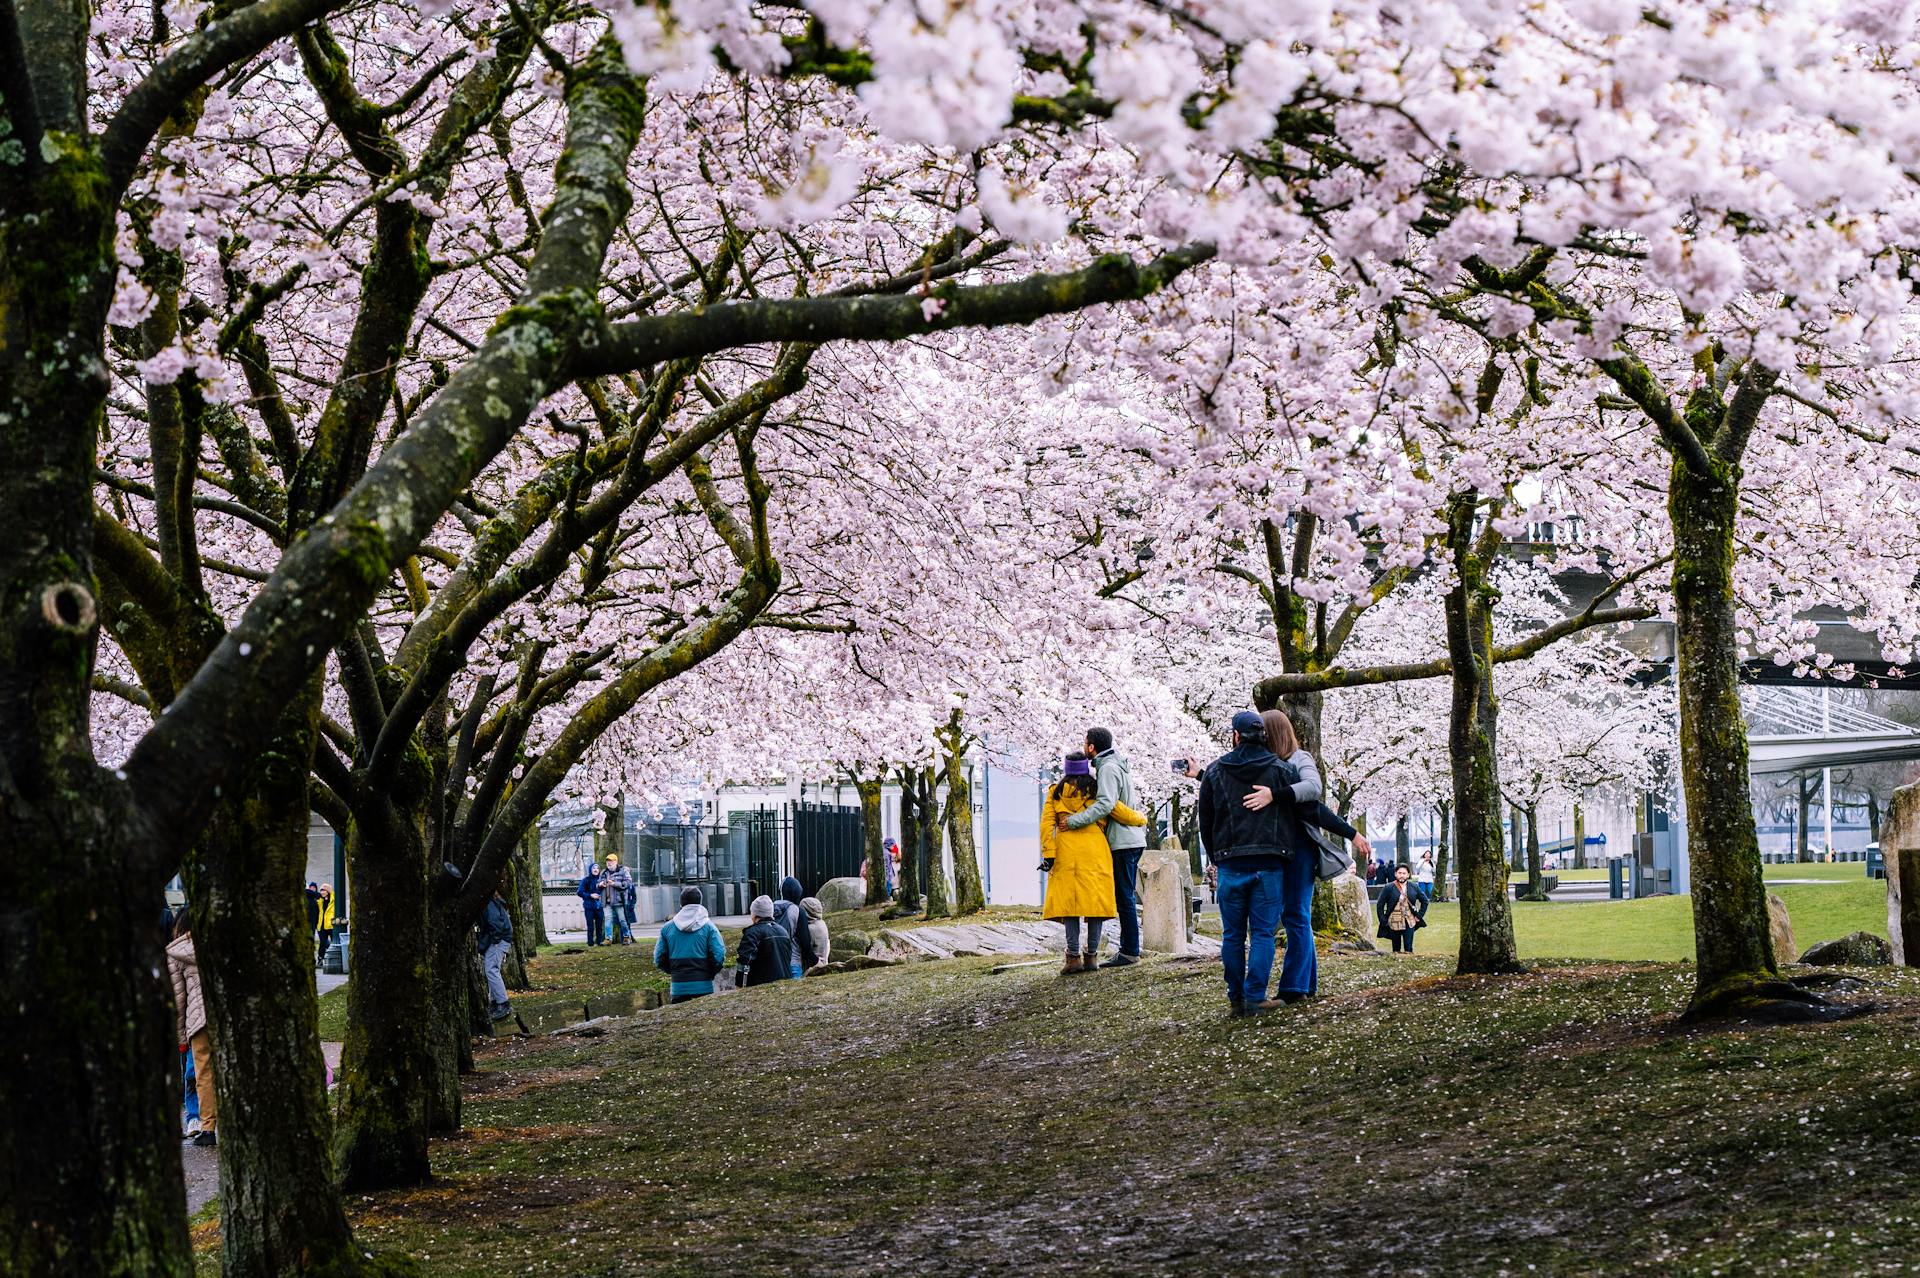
[
  {"x1": 121, "y1": 38, "x2": 647, "y2": 868},
  {"x1": 1252, "y1": 605, "x2": 1656, "y2": 699},
  {"x1": 572, "y1": 244, "x2": 1216, "y2": 378},
  {"x1": 100, "y1": 0, "x2": 349, "y2": 199}
]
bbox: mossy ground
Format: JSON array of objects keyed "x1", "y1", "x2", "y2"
[
  {"x1": 314, "y1": 906, "x2": 1045, "y2": 1040},
  {"x1": 306, "y1": 948, "x2": 1920, "y2": 1277}
]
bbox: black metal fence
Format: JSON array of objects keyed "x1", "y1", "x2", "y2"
[
  {"x1": 542, "y1": 800, "x2": 865, "y2": 902},
  {"x1": 793, "y1": 800, "x2": 865, "y2": 895}
]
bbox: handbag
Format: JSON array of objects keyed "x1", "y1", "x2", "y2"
[{"x1": 1308, "y1": 828, "x2": 1352, "y2": 882}]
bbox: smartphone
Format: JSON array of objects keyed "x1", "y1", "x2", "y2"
[{"x1": 1170, "y1": 758, "x2": 1189, "y2": 773}]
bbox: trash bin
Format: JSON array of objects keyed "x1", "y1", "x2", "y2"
[
  {"x1": 324, "y1": 922, "x2": 350, "y2": 975},
  {"x1": 1608, "y1": 859, "x2": 1625, "y2": 900}
]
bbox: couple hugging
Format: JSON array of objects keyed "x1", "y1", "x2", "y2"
[
  {"x1": 1038, "y1": 726, "x2": 1149, "y2": 975},
  {"x1": 1199, "y1": 708, "x2": 1374, "y2": 1015}
]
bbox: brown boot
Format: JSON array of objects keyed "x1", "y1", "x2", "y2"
[{"x1": 1061, "y1": 953, "x2": 1084, "y2": 975}]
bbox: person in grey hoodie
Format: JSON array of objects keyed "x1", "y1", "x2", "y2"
[
  {"x1": 653, "y1": 886, "x2": 726, "y2": 1002},
  {"x1": 800, "y1": 897, "x2": 830, "y2": 969},
  {"x1": 1058, "y1": 726, "x2": 1150, "y2": 966}
]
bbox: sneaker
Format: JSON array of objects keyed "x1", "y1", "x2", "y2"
[
  {"x1": 192, "y1": 1130, "x2": 217, "y2": 1147},
  {"x1": 489, "y1": 1003, "x2": 513, "y2": 1022},
  {"x1": 1229, "y1": 997, "x2": 1246, "y2": 1018},
  {"x1": 1246, "y1": 998, "x2": 1291, "y2": 1014},
  {"x1": 1097, "y1": 953, "x2": 1140, "y2": 969}
]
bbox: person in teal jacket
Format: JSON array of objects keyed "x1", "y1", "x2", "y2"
[{"x1": 653, "y1": 887, "x2": 726, "y2": 1003}]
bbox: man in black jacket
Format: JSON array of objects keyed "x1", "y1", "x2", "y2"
[
  {"x1": 1198, "y1": 711, "x2": 1301, "y2": 1015},
  {"x1": 735, "y1": 895, "x2": 794, "y2": 988},
  {"x1": 1198, "y1": 711, "x2": 1372, "y2": 1013}
]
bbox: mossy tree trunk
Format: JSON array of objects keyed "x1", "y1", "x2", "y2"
[
  {"x1": 895, "y1": 766, "x2": 922, "y2": 912},
  {"x1": 0, "y1": 78, "x2": 199, "y2": 1272},
  {"x1": 332, "y1": 789, "x2": 436, "y2": 1191},
  {"x1": 190, "y1": 687, "x2": 373, "y2": 1277},
  {"x1": 1445, "y1": 495, "x2": 1522, "y2": 976},
  {"x1": 1516, "y1": 802, "x2": 1546, "y2": 901},
  {"x1": 503, "y1": 829, "x2": 541, "y2": 990},
  {"x1": 1668, "y1": 447, "x2": 1801, "y2": 1015},
  {"x1": 940, "y1": 714, "x2": 986, "y2": 914},
  {"x1": 858, "y1": 777, "x2": 888, "y2": 906},
  {"x1": 920, "y1": 766, "x2": 951, "y2": 919}
]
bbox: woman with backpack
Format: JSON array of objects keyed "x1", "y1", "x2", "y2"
[{"x1": 1041, "y1": 752, "x2": 1150, "y2": 974}]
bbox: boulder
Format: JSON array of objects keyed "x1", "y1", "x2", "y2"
[
  {"x1": 817, "y1": 876, "x2": 868, "y2": 915},
  {"x1": 1138, "y1": 847, "x2": 1197, "y2": 955},
  {"x1": 835, "y1": 928, "x2": 874, "y2": 959},
  {"x1": 1767, "y1": 891, "x2": 1798, "y2": 965},
  {"x1": 1326, "y1": 872, "x2": 1376, "y2": 948},
  {"x1": 1799, "y1": 931, "x2": 1893, "y2": 967}
]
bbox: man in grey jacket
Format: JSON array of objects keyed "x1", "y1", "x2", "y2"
[{"x1": 1059, "y1": 725, "x2": 1149, "y2": 966}]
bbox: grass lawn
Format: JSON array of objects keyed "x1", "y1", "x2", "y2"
[
  {"x1": 281, "y1": 952, "x2": 1920, "y2": 1277},
  {"x1": 1411, "y1": 879, "x2": 1885, "y2": 962},
  {"x1": 312, "y1": 905, "x2": 1038, "y2": 1041},
  {"x1": 1501, "y1": 862, "x2": 1874, "y2": 884}
]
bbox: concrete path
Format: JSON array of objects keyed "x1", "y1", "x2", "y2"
[{"x1": 182, "y1": 975, "x2": 346, "y2": 1218}]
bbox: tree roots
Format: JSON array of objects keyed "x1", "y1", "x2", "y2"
[{"x1": 1681, "y1": 975, "x2": 1876, "y2": 1026}]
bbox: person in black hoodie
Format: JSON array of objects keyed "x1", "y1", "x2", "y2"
[
  {"x1": 736, "y1": 894, "x2": 794, "y2": 988},
  {"x1": 1198, "y1": 711, "x2": 1368, "y2": 1014},
  {"x1": 775, "y1": 875, "x2": 817, "y2": 976}
]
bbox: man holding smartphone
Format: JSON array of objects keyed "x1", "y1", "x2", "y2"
[{"x1": 1058, "y1": 726, "x2": 1148, "y2": 967}]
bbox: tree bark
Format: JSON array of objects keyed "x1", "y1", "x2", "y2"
[
  {"x1": 331, "y1": 790, "x2": 436, "y2": 1191},
  {"x1": 1445, "y1": 498, "x2": 1522, "y2": 976},
  {"x1": 1572, "y1": 804, "x2": 1586, "y2": 870},
  {"x1": 1669, "y1": 454, "x2": 1798, "y2": 1016},
  {"x1": 1517, "y1": 804, "x2": 1546, "y2": 901},
  {"x1": 502, "y1": 831, "x2": 541, "y2": 990},
  {"x1": 1394, "y1": 814, "x2": 1410, "y2": 866},
  {"x1": 858, "y1": 778, "x2": 887, "y2": 906},
  {"x1": 0, "y1": 789, "x2": 192, "y2": 1277},
  {"x1": 1796, "y1": 772, "x2": 1816, "y2": 863},
  {"x1": 920, "y1": 766, "x2": 951, "y2": 919},
  {"x1": 942, "y1": 722, "x2": 986, "y2": 914},
  {"x1": 1433, "y1": 800, "x2": 1454, "y2": 903},
  {"x1": 893, "y1": 767, "x2": 921, "y2": 912},
  {"x1": 425, "y1": 907, "x2": 470, "y2": 1133},
  {"x1": 0, "y1": 119, "x2": 194, "y2": 1278},
  {"x1": 191, "y1": 687, "x2": 373, "y2": 1277}
]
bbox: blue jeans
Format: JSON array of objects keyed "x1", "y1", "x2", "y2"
[
  {"x1": 1216, "y1": 862, "x2": 1284, "y2": 1004},
  {"x1": 1112, "y1": 847, "x2": 1144, "y2": 957},
  {"x1": 483, "y1": 940, "x2": 511, "y2": 1009},
  {"x1": 611, "y1": 902, "x2": 633, "y2": 942},
  {"x1": 1277, "y1": 846, "x2": 1318, "y2": 996},
  {"x1": 183, "y1": 1047, "x2": 199, "y2": 1125},
  {"x1": 583, "y1": 905, "x2": 604, "y2": 945}
]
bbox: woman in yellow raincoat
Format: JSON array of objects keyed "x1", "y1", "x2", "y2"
[{"x1": 1041, "y1": 752, "x2": 1149, "y2": 974}]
